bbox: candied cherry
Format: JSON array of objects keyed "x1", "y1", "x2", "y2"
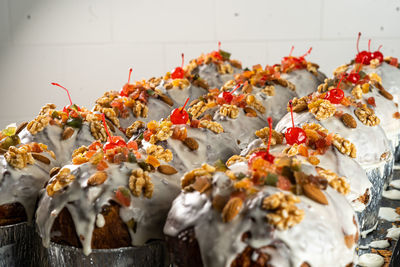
[
  {"x1": 218, "y1": 83, "x2": 241, "y2": 104},
  {"x1": 171, "y1": 53, "x2": 185, "y2": 80},
  {"x1": 371, "y1": 45, "x2": 384, "y2": 63},
  {"x1": 355, "y1": 32, "x2": 371, "y2": 65},
  {"x1": 211, "y1": 41, "x2": 223, "y2": 60},
  {"x1": 101, "y1": 114, "x2": 127, "y2": 151},
  {"x1": 170, "y1": 98, "x2": 190, "y2": 124},
  {"x1": 285, "y1": 101, "x2": 307, "y2": 145},
  {"x1": 248, "y1": 117, "x2": 275, "y2": 165},
  {"x1": 120, "y1": 68, "x2": 133, "y2": 97},
  {"x1": 325, "y1": 74, "x2": 345, "y2": 104},
  {"x1": 51, "y1": 82, "x2": 80, "y2": 113}
]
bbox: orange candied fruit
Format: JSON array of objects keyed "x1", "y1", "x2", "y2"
[
  {"x1": 96, "y1": 160, "x2": 108, "y2": 171},
  {"x1": 146, "y1": 155, "x2": 160, "y2": 168},
  {"x1": 172, "y1": 126, "x2": 187, "y2": 141},
  {"x1": 147, "y1": 121, "x2": 158, "y2": 132},
  {"x1": 127, "y1": 140, "x2": 138, "y2": 150}
]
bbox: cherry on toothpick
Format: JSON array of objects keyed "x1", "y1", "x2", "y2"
[
  {"x1": 171, "y1": 53, "x2": 185, "y2": 79},
  {"x1": 299, "y1": 47, "x2": 312, "y2": 59},
  {"x1": 101, "y1": 114, "x2": 126, "y2": 151},
  {"x1": 347, "y1": 54, "x2": 368, "y2": 84},
  {"x1": 371, "y1": 45, "x2": 384, "y2": 63},
  {"x1": 170, "y1": 97, "x2": 190, "y2": 124},
  {"x1": 325, "y1": 75, "x2": 345, "y2": 104},
  {"x1": 120, "y1": 68, "x2": 133, "y2": 97},
  {"x1": 51, "y1": 82, "x2": 80, "y2": 112},
  {"x1": 218, "y1": 83, "x2": 241, "y2": 104},
  {"x1": 285, "y1": 100, "x2": 307, "y2": 145}
]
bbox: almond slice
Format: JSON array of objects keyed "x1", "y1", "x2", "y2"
[
  {"x1": 15, "y1": 122, "x2": 28, "y2": 135},
  {"x1": 302, "y1": 183, "x2": 328, "y2": 205},
  {"x1": 159, "y1": 94, "x2": 174, "y2": 106},
  {"x1": 49, "y1": 167, "x2": 61, "y2": 177},
  {"x1": 87, "y1": 171, "x2": 108, "y2": 186},
  {"x1": 32, "y1": 153, "x2": 50, "y2": 165},
  {"x1": 244, "y1": 107, "x2": 257, "y2": 117}
]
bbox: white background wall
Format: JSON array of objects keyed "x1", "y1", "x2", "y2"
[{"x1": 0, "y1": 0, "x2": 400, "y2": 127}]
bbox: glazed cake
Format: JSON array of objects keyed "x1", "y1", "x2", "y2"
[
  {"x1": 164, "y1": 152, "x2": 358, "y2": 267},
  {"x1": 36, "y1": 137, "x2": 181, "y2": 256}
]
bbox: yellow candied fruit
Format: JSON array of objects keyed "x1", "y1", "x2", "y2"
[
  {"x1": 361, "y1": 83, "x2": 370, "y2": 94},
  {"x1": 72, "y1": 154, "x2": 89, "y2": 165},
  {"x1": 234, "y1": 178, "x2": 253, "y2": 190},
  {"x1": 146, "y1": 155, "x2": 160, "y2": 168},
  {"x1": 172, "y1": 79, "x2": 181, "y2": 87},
  {"x1": 369, "y1": 73, "x2": 382, "y2": 83},
  {"x1": 147, "y1": 120, "x2": 159, "y2": 131},
  {"x1": 89, "y1": 150, "x2": 104, "y2": 165}
]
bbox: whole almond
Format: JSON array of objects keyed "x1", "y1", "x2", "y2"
[
  {"x1": 344, "y1": 234, "x2": 354, "y2": 249},
  {"x1": 302, "y1": 183, "x2": 328, "y2": 205},
  {"x1": 158, "y1": 164, "x2": 178, "y2": 175},
  {"x1": 244, "y1": 107, "x2": 257, "y2": 117},
  {"x1": 159, "y1": 94, "x2": 174, "y2": 106},
  {"x1": 62, "y1": 127, "x2": 75, "y2": 140},
  {"x1": 222, "y1": 197, "x2": 243, "y2": 223},
  {"x1": 15, "y1": 122, "x2": 28, "y2": 135},
  {"x1": 49, "y1": 167, "x2": 61, "y2": 177},
  {"x1": 87, "y1": 171, "x2": 108, "y2": 186},
  {"x1": 341, "y1": 113, "x2": 357, "y2": 128},
  {"x1": 183, "y1": 137, "x2": 199, "y2": 151},
  {"x1": 379, "y1": 89, "x2": 393, "y2": 100},
  {"x1": 32, "y1": 153, "x2": 51, "y2": 165}
]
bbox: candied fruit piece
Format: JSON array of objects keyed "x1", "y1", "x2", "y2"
[
  {"x1": 146, "y1": 155, "x2": 160, "y2": 168},
  {"x1": 115, "y1": 187, "x2": 131, "y2": 207}
]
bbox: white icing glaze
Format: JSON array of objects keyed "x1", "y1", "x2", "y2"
[
  {"x1": 36, "y1": 161, "x2": 181, "y2": 255},
  {"x1": 357, "y1": 253, "x2": 384, "y2": 267},
  {"x1": 386, "y1": 226, "x2": 400, "y2": 240},
  {"x1": 378, "y1": 207, "x2": 400, "y2": 222},
  {"x1": 382, "y1": 189, "x2": 400, "y2": 200},
  {"x1": 390, "y1": 179, "x2": 400, "y2": 189},
  {"x1": 281, "y1": 69, "x2": 326, "y2": 97},
  {"x1": 156, "y1": 81, "x2": 207, "y2": 108},
  {"x1": 195, "y1": 63, "x2": 241, "y2": 89},
  {"x1": 369, "y1": 240, "x2": 390, "y2": 249}
]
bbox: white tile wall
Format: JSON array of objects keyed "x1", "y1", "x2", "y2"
[{"x1": 1, "y1": 0, "x2": 400, "y2": 127}]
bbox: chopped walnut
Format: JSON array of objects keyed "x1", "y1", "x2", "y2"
[
  {"x1": 306, "y1": 62, "x2": 318, "y2": 75},
  {"x1": 221, "y1": 80, "x2": 236, "y2": 91},
  {"x1": 27, "y1": 115, "x2": 51, "y2": 135},
  {"x1": 273, "y1": 78, "x2": 296, "y2": 91},
  {"x1": 246, "y1": 95, "x2": 266, "y2": 114},
  {"x1": 93, "y1": 105, "x2": 120, "y2": 128},
  {"x1": 333, "y1": 64, "x2": 349, "y2": 77},
  {"x1": 354, "y1": 105, "x2": 380, "y2": 126},
  {"x1": 283, "y1": 144, "x2": 299, "y2": 156},
  {"x1": 46, "y1": 168, "x2": 76, "y2": 197},
  {"x1": 261, "y1": 85, "x2": 275, "y2": 96},
  {"x1": 262, "y1": 192, "x2": 304, "y2": 230},
  {"x1": 183, "y1": 60, "x2": 198, "y2": 75},
  {"x1": 146, "y1": 145, "x2": 173, "y2": 162},
  {"x1": 308, "y1": 99, "x2": 336, "y2": 120},
  {"x1": 129, "y1": 169, "x2": 153, "y2": 198},
  {"x1": 317, "y1": 168, "x2": 350, "y2": 195},
  {"x1": 288, "y1": 97, "x2": 308, "y2": 112},
  {"x1": 226, "y1": 155, "x2": 246, "y2": 166},
  {"x1": 89, "y1": 120, "x2": 110, "y2": 142},
  {"x1": 126, "y1": 121, "x2": 145, "y2": 138},
  {"x1": 199, "y1": 120, "x2": 224, "y2": 134},
  {"x1": 170, "y1": 78, "x2": 190, "y2": 90},
  {"x1": 351, "y1": 84, "x2": 363, "y2": 99},
  {"x1": 230, "y1": 59, "x2": 242, "y2": 69},
  {"x1": 132, "y1": 100, "x2": 148, "y2": 118},
  {"x1": 369, "y1": 58, "x2": 380, "y2": 68},
  {"x1": 188, "y1": 101, "x2": 208, "y2": 119},
  {"x1": 39, "y1": 103, "x2": 57, "y2": 115},
  {"x1": 148, "y1": 77, "x2": 162, "y2": 88},
  {"x1": 181, "y1": 163, "x2": 215, "y2": 191},
  {"x1": 219, "y1": 104, "x2": 239, "y2": 119},
  {"x1": 255, "y1": 127, "x2": 283, "y2": 146},
  {"x1": 217, "y1": 63, "x2": 234, "y2": 74},
  {"x1": 96, "y1": 91, "x2": 118, "y2": 106},
  {"x1": 302, "y1": 122, "x2": 329, "y2": 135},
  {"x1": 72, "y1": 146, "x2": 89, "y2": 165},
  {"x1": 4, "y1": 145, "x2": 34, "y2": 169},
  {"x1": 369, "y1": 73, "x2": 382, "y2": 84},
  {"x1": 332, "y1": 134, "x2": 357, "y2": 158},
  {"x1": 149, "y1": 121, "x2": 173, "y2": 144}
]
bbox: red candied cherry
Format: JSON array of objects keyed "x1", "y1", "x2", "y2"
[
  {"x1": 211, "y1": 41, "x2": 223, "y2": 60},
  {"x1": 285, "y1": 100, "x2": 307, "y2": 145},
  {"x1": 218, "y1": 83, "x2": 241, "y2": 104},
  {"x1": 248, "y1": 117, "x2": 275, "y2": 165},
  {"x1": 355, "y1": 32, "x2": 371, "y2": 65},
  {"x1": 51, "y1": 82, "x2": 80, "y2": 113},
  {"x1": 325, "y1": 75, "x2": 345, "y2": 104},
  {"x1": 171, "y1": 53, "x2": 185, "y2": 80},
  {"x1": 101, "y1": 114, "x2": 127, "y2": 151},
  {"x1": 170, "y1": 98, "x2": 190, "y2": 124},
  {"x1": 370, "y1": 45, "x2": 384, "y2": 63},
  {"x1": 120, "y1": 68, "x2": 133, "y2": 97},
  {"x1": 346, "y1": 54, "x2": 368, "y2": 84}
]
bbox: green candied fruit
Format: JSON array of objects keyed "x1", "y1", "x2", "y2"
[
  {"x1": 2, "y1": 124, "x2": 17, "y2": 137},
  {"x1": 214, "y1": 159, "x2": 227, "y2": 171},
  {"x1": 264, "y1": 173, "x2": 278, "y2": 186},
  {"x1": 0, "y1": 135, "x2": 20, "y2": 150},
  {"x1": 51, "y1": 110, "x2": 60, "y2": 119},
  {"x1": 219, "y1": 49, "x2": 231, "y2": 60},
  {"x1": 69, "y1": 104, "x2": 80, "y2": 111},
  {"x1": 66, "y1": 116, "x2": 83, "y2": 129},
  {"x1": 138, "y1": 161, "x2": 151, "y2": 171},
  {"x1": 128, "y1": 152, "x2": 137, "y2": 163},
  {"x1": 126, "y1": 218, "x2": 137, "y2": 232}
]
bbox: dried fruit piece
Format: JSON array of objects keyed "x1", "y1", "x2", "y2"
[
  {"x1": 221, "y1": 197, "x2": 243, "y2": 223},
  {"x1": 62, "y1": 127, "x2": 75, "y2": 140}
]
